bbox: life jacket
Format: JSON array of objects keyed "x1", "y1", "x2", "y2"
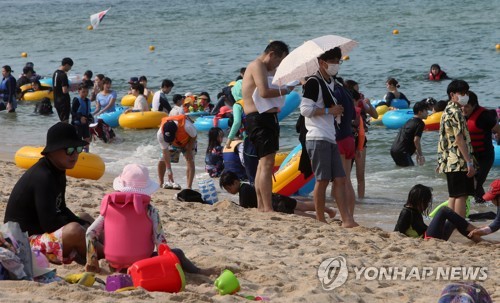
[
  {"x1": 429, "y1": 70, "x2": 444, "y2": 81},
  {"x1": 467, "y1": 106, "x2": 488, "y2": 153},
  {"x1": 76, "y1": 96, "x2": 91, "y2": 117},
  {"x1": 222, "y1": 140, "x2": 247, "y2": 180},
  {"x1": 100, "y1": 192, "x2": 154, "y2": 270},
  {"x1": 160, "y1": 115, "x2": 190, "y2": 147}
]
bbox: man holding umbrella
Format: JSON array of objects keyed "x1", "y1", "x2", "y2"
[
  {"x1": 299, "y1": 47, "x2": 358, "y2": 227},
  {"x1": 241, "y1": 40, "x2": 291, "y2": 212}
]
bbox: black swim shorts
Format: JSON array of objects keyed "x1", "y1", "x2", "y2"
[
  {"x1": 245, "y1": 112, "x2": 279, "y2": 159},
  {"x1": 54, "y1": 98, "x2": 71, "y2": 122},
  {"x1": 445, "y1": 171, "x2": 475, "y2": 198}
]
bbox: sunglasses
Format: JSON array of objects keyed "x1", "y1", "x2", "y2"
[{"x1": 65, "y1": 146, "x2": 84, "y2": 156}]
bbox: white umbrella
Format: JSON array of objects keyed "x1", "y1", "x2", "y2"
[{"x1": 272, "y1": 35, "x2": 358, "y2": 86}]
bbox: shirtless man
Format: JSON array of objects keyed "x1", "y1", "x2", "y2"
[{"x1": 241, "y1": 40, "x2": 292, "y2": 212}]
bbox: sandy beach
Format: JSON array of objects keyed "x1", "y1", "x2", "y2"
[{"x1": 0, "y1": 158, "x2": 498, "y2": 303}]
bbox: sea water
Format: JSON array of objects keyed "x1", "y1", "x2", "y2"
[{"x1": 1, "y1": 0, "x2": 498, "y2": 231}]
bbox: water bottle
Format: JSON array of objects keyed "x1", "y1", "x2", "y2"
[{"x1": 196, "y1": 172, "x2": 218, "y2": 205}]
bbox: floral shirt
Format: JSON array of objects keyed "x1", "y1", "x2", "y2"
[{"x1": 437, "y1": 101, "x2": 473, "y2": 173}]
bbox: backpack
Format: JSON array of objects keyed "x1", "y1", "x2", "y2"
[
  {"x1": 100, "y1": 192, "x2": 154, "y2": 270},
  {"x1": 35, "y1": 98, "x2": 53, "y2": 115},
  {"x1": 438, "y1": 282, "x2": 492, "y2": 303},
  {"x1": 90, "y1": 118, "x2": 116, "y2": 143}
]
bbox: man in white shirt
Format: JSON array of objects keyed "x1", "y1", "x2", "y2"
[
  {"x1": 299, "y1": 47, "x2": 358, "y2": 227},
  {"x1": 152, "y1": 79, "x2": 174, "y2": 113}
]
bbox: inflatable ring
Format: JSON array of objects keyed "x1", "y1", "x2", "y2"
[
  {"x1": 19, "y1": 83, "x2": 52, "y2": 93},
  {"x1": 277, "y1": 91, "x2": 301, "y2": 121},
  {"x1": 424, "y1": 111, "x2": 443, "y2": 131},
  {"x1": 120, "y1": 94, "x2": 153, "y2": 107},
  {"x1": 272, "y1": 144, "x2": 314, "y2": 196},
  {"x1": 118, "y1": 111, "x2": 167, "y2": 129},
  {"x1": 22, "y1": 90, "x2": 54, "y2": 102},
  {"x1": 97, "y1": 107, "x2": 127, "y2": 128},
  {"x1": 382, "y1": 109, "x2": 414, "y2": 129},
  {"x1": 14, "y1": 146, "x2": 105, "y2": 180},
  {"x1": 429, "y1": 197, "x2": 471, "y2": 218},
  {"x1": 390, "y1": 99, "x2": 410, "y2": 109},
  {"x1": 194, "y1": 116, "x2": 229, "y2": 131}
]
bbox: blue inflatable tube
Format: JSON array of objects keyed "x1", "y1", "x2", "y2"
[
  {"x1": 494, "y1": 140, "x2": 500, "y2": 167},
  {"x1": 98, "y1": 107, "x2": 126, "y2": 128},
  {"x1": 194, "y1": 116, "x2": 229, "y2": 131},
  {"x1": 391, "y1": 99, "x2": 410, "y2": 109},
  {"x1": 278, "y1": 91, "x2": 301, "y2": 121},
  {"x1": 370, "y1": 100, "x2": 386, "y2": 107},
  {"x1": 382, "y1": 109, "x2": 414, "y2": 129}
]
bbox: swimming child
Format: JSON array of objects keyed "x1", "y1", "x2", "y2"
[
  {"x1": 71, "y1": 83, "x2": 93, "y2": 151},
  {"x1": 205, "y1": 127, "x2": 224, "y2": 177},
  {"x1": 428, "y1": 64, "x2": 450, "y2": 81},
  {"x1": 85, "y1": 163, "x2": 213, "y2": 275},
  {"x1": 394, "y1": 184, "x2": 480, "y2": 241},
  {"x1": 220, "y1": 171, "x2": 336, "y2": 218}
]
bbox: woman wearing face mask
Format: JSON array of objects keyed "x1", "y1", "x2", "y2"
[
  {"x1": 383, "y1": 78, "x2": 410, "y2": 108},
  {"x1": 437, "y1": 80, "x2": 475, "y2": 218},
  {"x1": 461, "y1": 91, "x2": 500, "y2": 203}
]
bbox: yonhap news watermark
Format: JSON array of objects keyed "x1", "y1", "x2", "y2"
[{"x1": 317, "y1": 256, "x2": 488, "y2": 291}]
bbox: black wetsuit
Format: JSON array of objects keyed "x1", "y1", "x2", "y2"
[
  {"x1": 4, "y1": 157, "x2": 86, "y2": 235},
  {"x1": 52, "y1": 69, "x2": 70, "y2": 121},
  {"x1": 394, "y1": 206, "x2": 427, "y2": 238}
]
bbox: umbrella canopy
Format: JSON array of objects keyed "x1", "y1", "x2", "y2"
[{"x1": 272, "y1": 35, "x2": 358, "y2": 86}]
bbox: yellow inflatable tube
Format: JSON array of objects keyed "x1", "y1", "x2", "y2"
[
  {"x1": 22, "y1": 90, "x2": 54, "y2": 102},
  {"x1": 14, "y1": 146, "x2": 105, "y2": 180},
  {"x1": 120, "y1": 94, "x2": 153, "y2": 107},
  {"x1": 19, "y1": 83, "x2": 52, "y2": 93},
  {"x1": 274, "y1": 152, "x2": 288, "y2": 168},
  {"x1": 118, "y1": 111, "x2": 167, "y2": 129},
  {"x1": 370, "y1": 105, "x2": 389, "y2": 125},
  {"x1": 272, "y1": 151, "x2": 302, "y2": 194}
]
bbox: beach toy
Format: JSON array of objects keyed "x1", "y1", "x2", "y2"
[
  {"x1": 429, "y1": 197, "x2": 471, "y2": 218},
  {"x1": 106, "y1": 274, "x2": 134, "y2": 292},
  {"x1": 118, "y1": 111, "x2": 167, "y2": 129},
  {"x1": 14, "y1": 146, "x2": 105, "y2": 180},
  {"x1": 64, "y1": 272, "x2": 96, "y2": 286},
  {"x1": 214, "y1": 269, "x2": 240, "y2": 295},
  {"x1": 101, "y1": 192, "x2": 154, "y2": 270},
  {"x1": 128, "y1": 243, "x2": 186, "y2": 293},
  {"x1": 382, "y1": 109, "x2": 414, "y2": 129},
  {"x1": 423, "y1": 111, "x2": 443, "y2": 131}
]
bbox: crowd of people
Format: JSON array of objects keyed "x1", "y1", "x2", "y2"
[{"x1": 1, "y1": 41, "x2": 499, "y2": 283}]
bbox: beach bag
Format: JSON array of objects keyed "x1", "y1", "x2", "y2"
[
  {"x1": 197, "y1": 173, "x2": 218, "y2": 204},
  {"x1": 438, "y1": 282, "x2": 492, "y2": 303},
  {"x1": 0, "y1": 221, "x2": 33, "y2": 280},
  {"x1": 100, "y1": 192, "x2": 154, "y2": 270}
]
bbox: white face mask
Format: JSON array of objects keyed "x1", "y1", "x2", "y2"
[
  {"x1": 456, "y1": 94, "x2": 469, "y2": 106},
  {"x1": 326, "y1": 63, "x2": 340, "y2": 76}
]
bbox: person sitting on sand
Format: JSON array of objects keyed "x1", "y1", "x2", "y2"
[
  {"x1": 428, "y1": 64, "x2": 450, "y2": 81},
  {"x1": 394, "y1": 184, "x2": 483, "y2": 242},
  {"x1": 4, "y1": 122, "x2": 95, "y2": 265},
  {"x1": 220, "y1": 171, "x2": 336, "y2": 219},
  {"x1": 467, "y1": 179, "x2": 500, "y2": 239},
  {"x1": 85, "y1": 163, "x2": 212, "y2": 275}
]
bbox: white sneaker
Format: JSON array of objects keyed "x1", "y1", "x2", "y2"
[
  {"x1": 171, "y1": 183, "x2": 181, "y2": 190},
  {"x1": 162, "y1": 182, "x2": 173, "y2": 189}
]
